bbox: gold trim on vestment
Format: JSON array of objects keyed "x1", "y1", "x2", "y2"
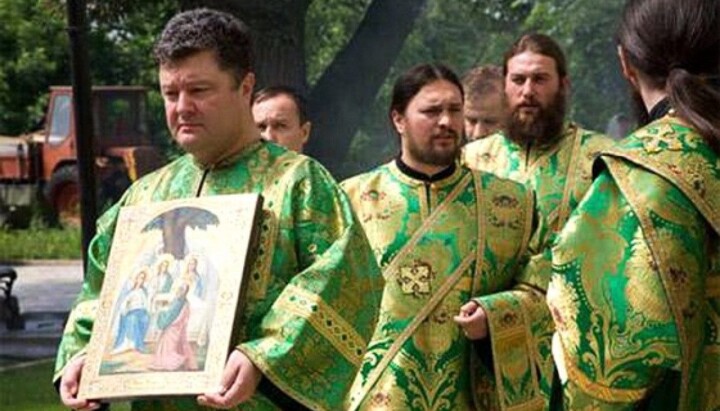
[
  {"x1": 380, "y1": 173, "x2": 473, "y2": 282},
  {"x1": 349, "y1": 172, "x2": 485, "y2": 411},
  {"x1": 246, "y1": 209, "x2": 279, "y2": 300},
  {"x1": 472, "y1": 171, "x2": 486, "y2": 290},
  {"x1": 519, "y1": 184, "x2": 535, "y2": 261},
  {"x1": 564, "y1": 346, "x2": 649, "y2": 402},
  {"x1": 477, "y1": 295, "x2": 542, "y2": 410},
  {"x1": 606, "y1": 161, "x2": 692, "y2": 408},
  {"x1": 236, "y1": 345, "x2": 324, "y2": 411},
  {"x1": 602, "y1": 148, "x2": 720, "y2": 237},
  {"x1": 557, "y1": 126, "x2": 583, "y2": 231},
  {"x1": 348, "y1": 252, "x2": 477, "y2": 411},
  {"x1": 275, "y1": 285, "x2": 367, "y2": 367}
]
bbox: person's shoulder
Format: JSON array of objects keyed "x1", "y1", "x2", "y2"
[
  {"x1": 464, "y1": 132, "x2": 509, "y2": 153},
  {"x1": 462, "y1": 132, "x2": 514, "y2": 169},
  {"x1": 460, "y1": 131, "x2": 519, "y2": 174},
  {"x1": 251, "y1": 142, "x2": 329, "y2": 184},
  {"x1": 469, "y1": 166, "x2": 530, "y2": 199},
  {"x1": 123, "y1": 154, "x2": 194, "y2": 198},
  {"x1": 340, "y1": 162, "x2": 393, "y2": 193},
  {"x1": 573, "y1": 123, "x2": 615, "y2": 150}
]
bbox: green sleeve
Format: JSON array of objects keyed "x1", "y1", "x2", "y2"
[
  {"x1": 53, "y1": 200, "x2": 123, "y2": 381},
  {"x1": 238, "y1": 161, "x2": 384, "y2": 411},
  {"x1": 548, "y1": 170, "x2": 684, "y2": 409}
]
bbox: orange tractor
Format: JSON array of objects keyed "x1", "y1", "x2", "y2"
[{"x1": 0, "y1": 86, "x2": 165, "y2": 227}]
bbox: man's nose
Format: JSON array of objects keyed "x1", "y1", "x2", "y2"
[
  {"x1": 469, "y1": 123, "x2": 482, "y2": 140},
  {"x1": 438, "y1": 110, "x2": 453, "y2": 127},
  {"x1": 177, "y1": 92, "x2": 196, "y2": 115},
  {"x1": 521, "y1": 80, "x2": 535, "y2": 98},
  {"x1": 262, "y1": 127, "x2": 278, "y2": 142}
]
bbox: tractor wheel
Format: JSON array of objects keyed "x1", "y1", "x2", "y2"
[{"x1": 45, "y1": 165, "x2": 81, "y2": 227}]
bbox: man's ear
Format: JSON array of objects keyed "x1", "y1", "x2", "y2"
[
  {"x1": 391, "y1": 110, "x2": 405, "y2": 135},
  {"x1": 240, "y1": 72, "x2": 255, "y2": 98},
  {"x1": 617, "y1": 45, "x2": 639, "y2": 89},
  {"x1": 561, "y1": 76, "x2": 571, "y2": 93},
  {"x1": 300, "y1": 121, "x2": 312, "y2": 145}
]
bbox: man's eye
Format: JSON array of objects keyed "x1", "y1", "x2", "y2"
[
  {"x1": 422, "y1": 108, "x2": 442, "y2": 116},
  {"x1": 163, "y1": 91, "x2": 178, "y2": 101}
]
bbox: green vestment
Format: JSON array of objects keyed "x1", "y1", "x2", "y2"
[
  {"x1": 462, "y1": 123, "x2": 613, "y2": 232},
  {"x1": 548, "y1": 115, "x2": 720, "y2": 410},
  {"x1": 342, "y1": 160, "x2": 553, "y2": 411},
  {"x1": 54, "y1": 141, "x2": 384, "y2": 411}
]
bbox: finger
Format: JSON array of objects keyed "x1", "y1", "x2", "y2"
[
  {"x1": 220, "y1": 358, "x2": 256, "y2": 406},
  {"x1": 219, "y1": 356, "x2": 241, "y2": 394},
  {"x1": 60, "y1": 383, "x2": 85, "y2": 409},
  {"x1": 466, "y1": 308, "x2": 487, "y2": 323},
  {"x1": 458, "y1": 301, "x2": 478, "y2": 315},
  {"x1": 78, "y1": 402, "x2": 102, "y2": 411},
  {"x1": 61, "y1": 395, "x2": 92, "y2": 410},
  {"x1": 453, "y1": 314, "x2": 472, "y2": 326},
  {"x1": 220, "y1": 378, "x2": 244, "y2": 406},
  {"x1": 199, "y1": 354, "x2": 241, "y2": 407},
  {"x1": 198, "y1": 391, "x2": 229, "y2": 408}
]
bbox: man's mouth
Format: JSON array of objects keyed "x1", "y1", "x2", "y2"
[
  {"x1": 519, "y1": 104, "x2": 540, "y2": 110},
  {"x1": 178, "y1": 123, "x2": 202, "y2": 132},
  {"x1": 433, "y1": 132, "x2": 457, "y2": 141},
  {"x1": 432, "y1": 133, "x2": 459, "y2": 146}
]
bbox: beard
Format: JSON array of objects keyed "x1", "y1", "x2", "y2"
[
  {"x1": 629, "y1": 85, "x2": 650, "y2": 127},
  {"x1": 506, "y1": 89, "x2": 566, "y2": 149},
  {"x1": 405, "y1": 129, "x2": 461, "y2": 167}
]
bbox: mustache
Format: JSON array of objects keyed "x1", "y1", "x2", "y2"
[
  {"x1": 432, "y1": 129, "x2": 460, "y2": 139},
  {"x1": 517, "y1": 98, "x2": 541, "y2": 109}
]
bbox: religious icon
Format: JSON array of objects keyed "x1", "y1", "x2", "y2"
[{"x1": 78, "y1": 194, "x2": 262, "y2": 401}]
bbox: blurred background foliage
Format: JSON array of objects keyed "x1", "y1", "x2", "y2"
[{"x1": 0, "y1": 0, "x2": 628, "y2": 177}]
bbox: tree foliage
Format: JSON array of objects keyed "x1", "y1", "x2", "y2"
[
  {"x1": 0, "y1": 0, "x2": 68, "y2": 134},
  {"x1": 0, "y1": 0, "x2": 629, "y2": 177}
]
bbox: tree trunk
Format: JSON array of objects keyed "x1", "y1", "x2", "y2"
[
  {"x1": 180, "y1": 0, "x2": 311, "y2": 92},
  {"x1": 179, "y1": 0, "x2": 427, "y2": 175},
  {"x1": 305, "y1": 0, "x2": 428, "y2": 174}
]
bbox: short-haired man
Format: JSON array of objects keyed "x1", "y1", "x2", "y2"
[
  {"x1": 462, "y1": 65, "x2": 509, "y2": 141},
  {"x1": 463, "y1": 33, "x2": 613, "y2": 233},
  {"x1": 252, "y1": 86, "x2": 311, "y2": 152},
  {"x1": 342, "y1": 63, "x2": 554, "y2": 411},
  {"x1": 55, "y1": 9, "x2": 383, "y2": 411}
]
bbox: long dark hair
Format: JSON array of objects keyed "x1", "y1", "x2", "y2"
[
  {"x1": 503, "y1": 33, "x2": 567, "y2": 79},
  {"x1": 617, "y1": 0, "x2": 720, "y2": 150},
  {"x1": 389, "y1": 63, "x2": 463, "y2": 129}
]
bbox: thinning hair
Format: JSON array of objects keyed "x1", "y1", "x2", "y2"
[
  {"x1": 252, "y1": 86, "x2": 309, "y2": 124},
  {"x1": 462, "y1": 65, "x2": 504, "y2": 102}
]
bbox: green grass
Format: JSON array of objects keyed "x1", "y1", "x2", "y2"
[
  {"x1": 0, "y1": 227, "x2": 82, "y2": 260},
  {"x1": 0, "y1": 359, "x2": 130, "y2": 411}
]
